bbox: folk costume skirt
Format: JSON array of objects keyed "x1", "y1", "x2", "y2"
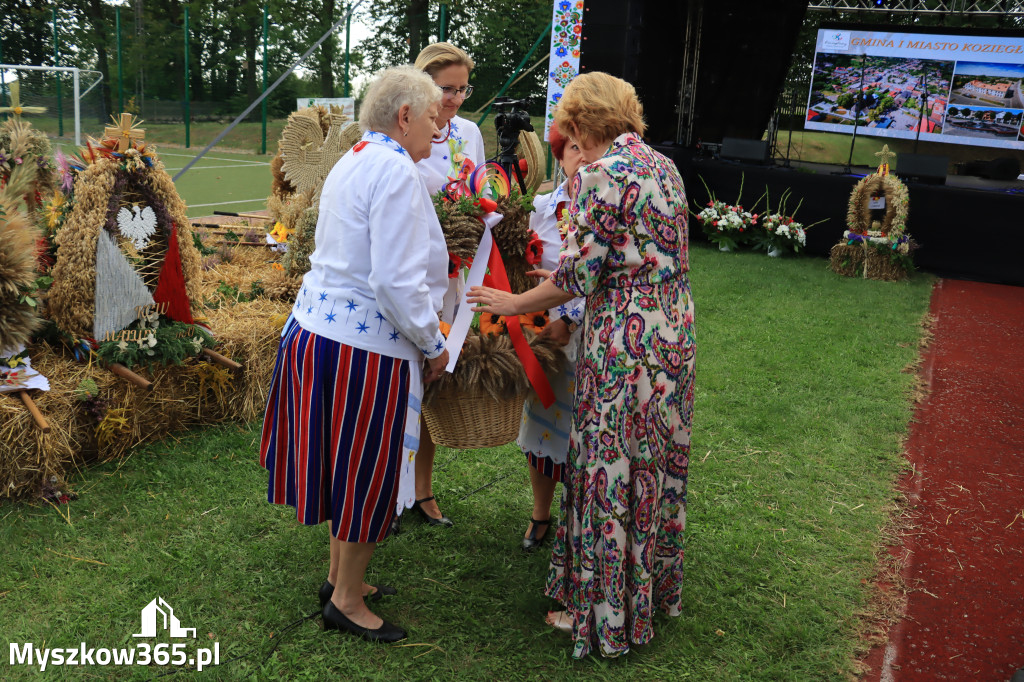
[{"x1": 259, "y1": 321, "x2": 410, "y2": 543}]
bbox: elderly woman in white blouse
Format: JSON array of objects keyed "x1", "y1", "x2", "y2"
[{"x1": 259, "y1": 65, "x2": 449, "y2": 644}]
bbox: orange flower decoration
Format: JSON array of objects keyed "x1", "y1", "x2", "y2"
[
  {"x1": 439, "y1": 321, "x2": 452, "y2": 337},
  {"x1": 518, "y1": 310, "x2": 549, "y2": 334},
  {"x1": 478, "y1": 313, "x2": 508, "y2": 337}
]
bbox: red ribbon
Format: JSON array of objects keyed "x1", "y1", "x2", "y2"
[{"x1": 486, "y1": 241, "x2": 555, "y2": 409}]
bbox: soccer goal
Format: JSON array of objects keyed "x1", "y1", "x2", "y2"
[{"x1": 0, "y1": 64, "x2": 104, "y2": 146}]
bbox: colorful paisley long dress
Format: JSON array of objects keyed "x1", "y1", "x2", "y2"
[{"x1": 545, "y1": 131, "x2": 696, "y2": 658}]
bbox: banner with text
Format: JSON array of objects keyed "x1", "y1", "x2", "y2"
[{"x1": 806, "y1": 28, "x2": 1024, "y2": 150}]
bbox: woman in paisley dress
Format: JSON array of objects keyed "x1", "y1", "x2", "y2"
[{"x1": 468, "y1": 72, "x2": 695, "y2": 658}]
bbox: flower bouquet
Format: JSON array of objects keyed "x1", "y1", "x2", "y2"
[
  {"x1": 748, "y1": 188, "x2": 820, "y2": 256},
  {"x1": 693, "y1": 175, "x2": 757, "y2": 251}
]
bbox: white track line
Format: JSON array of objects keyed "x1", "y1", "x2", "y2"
[
  {"x1": 164, "y1": 163, "x2": 272, "y2": 171},
  {"x1": 159, "y1": 152, "x2": 269, "y2": 165},
  {"x1": 188, "y1": 198, "x2": 267, "y2": 208}
]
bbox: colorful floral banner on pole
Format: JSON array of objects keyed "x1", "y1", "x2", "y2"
[{"x1": 544, "y1": 0, "x2": 585, "y2": 141}]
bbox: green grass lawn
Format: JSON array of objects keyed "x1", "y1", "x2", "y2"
[
  {"x1": 0, "y1": 245, "x2": 933, "y2": 681},
  {"x1": 778, "y1": 128, "x2": 1024, "y2": 169}
]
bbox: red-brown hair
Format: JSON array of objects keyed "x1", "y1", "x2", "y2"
[{"x1": 547, "y1": 121, "x2": 567, "y2": 161}]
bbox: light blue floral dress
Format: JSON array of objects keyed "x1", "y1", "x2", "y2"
[{"x1": 545, "y1": 132, "x2": 696, "y2": 658}]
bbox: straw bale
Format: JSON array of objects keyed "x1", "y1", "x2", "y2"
[
  {"x1": 1, "y1": 273, "x2": 290, "y2": 499},
  {"x1": 829, "y1": 243, "x2": 909, "y2": 282}
]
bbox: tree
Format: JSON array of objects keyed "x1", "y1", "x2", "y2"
[
  {"x1": 0, "y1": 0, "x2": 52, "y2": 68},
  {"x1": 355, "y1": 0, "x2": 551, "y2": 115}
]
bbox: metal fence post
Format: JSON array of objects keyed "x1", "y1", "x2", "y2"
[
  {"x1": 184, "y1": 6, "x2": 190, "y2": 148},
  {"x1": 262, "y1": 5, "x2": 268, "y2": 154},
  {"x1": 53, "y1": 8, "x2": 63, "y2": 137}
]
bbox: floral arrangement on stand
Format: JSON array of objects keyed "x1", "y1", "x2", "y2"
[
  {"x1": 694, "y1": 197, "x2": 757, "y2": 252},
  {"x1": 693, "y1": 175, "x2": 822, "y2": 255},
  {"x1": 830, "y1": 145, "x2": 917, "y2": 281}
]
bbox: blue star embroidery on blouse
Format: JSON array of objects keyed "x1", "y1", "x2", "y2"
[
  {"x1": 389, "y1": 330, "x2": 400, "y2": 342},
  {"x1": 318, "y1": 291, "x2": 328, "y2": 302},
  {"x1": 306, "y1": 306, "x2": 313, "y2": 314},
  {"x1": 302, "y1": 287, "x2": 308, "y2": 296},
  {"x1": 356, "y1": 321, "x2": 369, "y2": 334},
  {"x1": 557, "y1": 304, "x2": 569, "y2": 316},
  {"x1": 364, "y1": 131, "x2": 410, "y2": 157},
  {"x1": 345, "y1": 300, "x2": 358, "y2": 312},
  {"x1": 325, "y1": 311, "x2": 336, "y2": 323},
  {"x1": 434, "y1": 340, "x2": 444, "y2": 352}
]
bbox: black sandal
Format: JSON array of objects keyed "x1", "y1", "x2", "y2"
[
  {"x1": 412, "y1": 496, "x2": 453, "y2": 527},
  {"x1": 521, "y1": 518, "x2": 551, "y2": 552}
]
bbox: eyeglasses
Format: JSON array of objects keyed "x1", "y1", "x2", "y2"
[{"x1": 439, "y1": 85, "x2": 474, "y2": 99}]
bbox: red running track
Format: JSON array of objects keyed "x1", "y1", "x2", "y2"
[{"x1": 862, "y1": 279, "x2": 1024, "y2": 682}]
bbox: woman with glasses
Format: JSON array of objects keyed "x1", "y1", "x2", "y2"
[
  {"x1": 414, "y1": 43, "x2": 485, "y2": 196},
  {"x1": 393, "y1": 42, "x2": 486, "y2": 531}
]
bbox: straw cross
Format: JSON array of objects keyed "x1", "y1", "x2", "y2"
[
  {"x1": 874, "y1": 144, "x2": 896, "y2": 166},
  {"x1": 0, "y1": 81, "x2": 47, "y2": 121},
  {"x1": 104, "y1": 113, "x2": 146, "y2": 151}
]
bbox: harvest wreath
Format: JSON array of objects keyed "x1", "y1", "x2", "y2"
[
  {"x1": 830, "y1": 145, "x2": 916, "y2": 282},
  {"x1": 422, "y1": 162, "x2": 565, "y2": 449}
]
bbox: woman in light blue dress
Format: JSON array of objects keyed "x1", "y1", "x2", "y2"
[{"x1": 517, "y1": 123, "x2": 586, "y2": 551}]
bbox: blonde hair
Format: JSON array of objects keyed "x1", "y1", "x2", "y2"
[
  {"x1": 414, "y1": 42, "x2": 475, "y2": 77},
  {"x1": 359, "y1": 65, "x2": 442, "y2": 134},
  {"x1": 554, "y1": 72, "x2": 646, "y2": 148}
]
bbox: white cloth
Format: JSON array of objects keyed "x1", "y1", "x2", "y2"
[
  {"x1": 396, "y1": 360, "x2": 423, "y2": 513},
  {"x1": 416, "y1": 115, "x2": 487, "y2": 195},
  {"x1": 291, "y1": 131, "x2": 448, "y2": 361},
  {"x1": 0, "y1": 345, "x2": 50, "y2": 394}
]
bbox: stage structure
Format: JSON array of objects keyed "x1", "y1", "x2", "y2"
[
  {"x1": 806, "y1": 0, "x2": 1024, "y2": 16},
  {"x1": 557, "y1": 0, "x2": 808, "y2": 147}
]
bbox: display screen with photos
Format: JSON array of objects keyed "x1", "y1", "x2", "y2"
[{"x1": 806, "y1": 27, "x2": 1024, "y2": 150}]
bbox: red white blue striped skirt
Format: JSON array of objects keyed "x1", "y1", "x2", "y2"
[{"x1": 259, "y1": 321, "x2": 410, "y2": 543}]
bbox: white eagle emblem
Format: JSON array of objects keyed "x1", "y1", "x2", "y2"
[{"x1": 117, "y1": 205, "x2": 158, "y2": 251}]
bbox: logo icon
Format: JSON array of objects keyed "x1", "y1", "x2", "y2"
[
  {"x1": 822, "y1": 31, "x2": 851, "y2": 51},
  {"x1": 132, "y1": 597, "x2": 196, "y2": 639}
]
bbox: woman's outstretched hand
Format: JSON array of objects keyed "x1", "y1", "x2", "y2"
[
  {"x1": 466, "y1": 286, "x2": 520, "y2": 316},
  {"x1": 526, "y1": 268, "x2": 551, "y2": 280}
]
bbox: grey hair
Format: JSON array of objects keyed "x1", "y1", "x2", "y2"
[{"x1": 359, "y1": 65, "x2": 442, "y2": 134}]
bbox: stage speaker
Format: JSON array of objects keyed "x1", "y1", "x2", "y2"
[
  {"x1": 961, "y1": 157, "x2": 1021, "y2": 181},
  {"x1": 721, "y1": 137, "x2": 769, "y2": 164},
  {"x1": 896, "y1": 153, "x2": 948, "y2": 185}
]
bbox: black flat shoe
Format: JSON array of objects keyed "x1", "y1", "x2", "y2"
[
  {"x1": 521, "y1": 518, "x2": 551, "y2": 552},
  {"x1": 322, "y1": 601, "x2": 407, "y2": 643},
  {"x1": 412, "y1": 496, "x2": 453, "y2": 527},
  {"x1": 319, "y1": 581, "x2": 397, "y2": 608},
  {"x1": 389, "y1": 514, "x2": 402, "y2": 536}
]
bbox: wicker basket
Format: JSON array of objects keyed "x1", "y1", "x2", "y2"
[{"x1": 422, "y1": 387, "x2": 526, "y2": 449}]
